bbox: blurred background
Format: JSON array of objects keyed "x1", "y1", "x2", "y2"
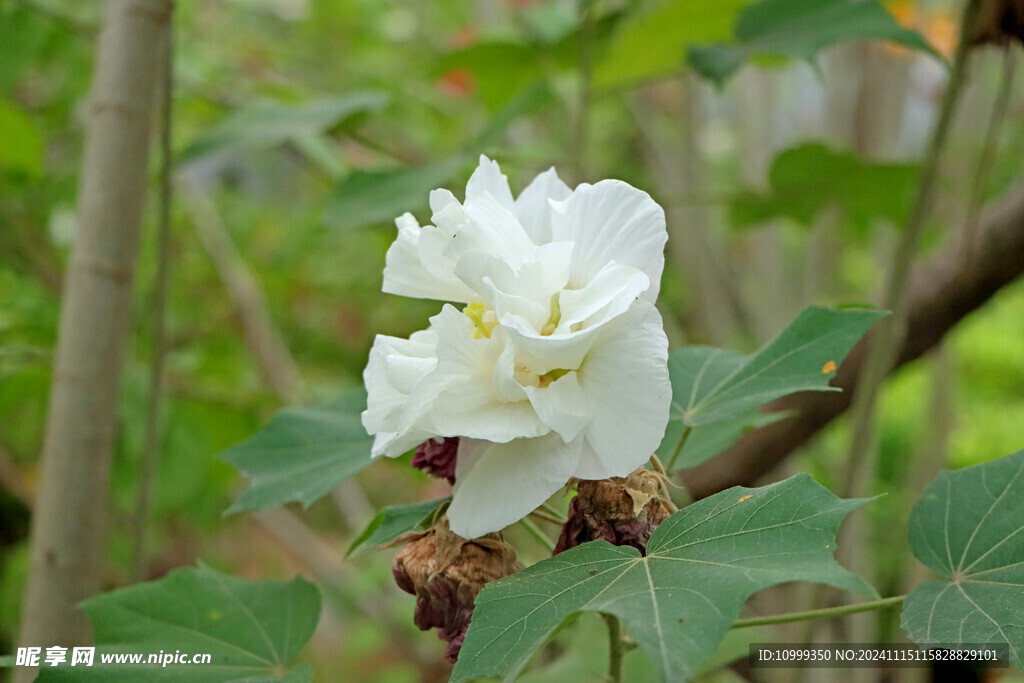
[{"x1": 1, "y1": 0, "x2": 1023, "y2": 680}]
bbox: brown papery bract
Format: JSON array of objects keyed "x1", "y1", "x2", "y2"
[{"x1": 392, "y1": 516, "x2": 522, "y2": 662}]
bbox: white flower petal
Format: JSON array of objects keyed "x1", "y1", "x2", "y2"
[
  {"x1": 381, "y1": 213, "x2": 475, "y2": 302},
  {"x1": 446, "y1": 193, "x2": 534, "y2": 263},
  {"x1": 573, "y1": 439, "x2": 611, "y2": 479},
  {"x1": 400, "y1": 307, "x2": 548, "y2": 443},
  {"x1": 513, "y1": 167, "x2": 572, "y2": 244},
  {"x1": 362, "y1": 330, "x2": 437, "y2": 434},
  {"x1": 453, "y1": 242, "x2": 573, "y2": 331},
  {"x1": 447, "y1": 434, "x2": 582, "y2": 538},
  {"x1": 578, "y1": 301, "x2": 670, "y2": 476},
  {"x1": 551, "y1": 180, "x2": 666, "y2": 302},
  {"x1": 522, "y1": 370, "x2": 589, "y2": 443},
  {"x1": 465, "y1": 155, "x2": 515, "y2": 209},
  {"x1": 501, "y1": 321, "x2": 602, "y2": 375},
  {"x1": 371, "y1": 429, "x2": 434, "y2": 459},
  {"x1": 557, "y1": 262, "x2": 650, "y2": 333},
  {"x1": 362, "y1": 329, "x2": 440, "y2": 458}
]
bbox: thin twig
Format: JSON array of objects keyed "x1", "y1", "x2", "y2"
[
  {"x1": 574, "y1": 0, "x2": 595, "y2": 178},
  {"x1": 962, "y1": 45, "x2": 1016, "y2": 263},
  {"x1": 181, "y1": 179, "x2": 304, "y2": 403},
  {"x1": 131, "y1": 10, "x2": 174, "y2": 584},
  {"x1": 841, "y1": 0, "x2": 980, "y2": 502}
]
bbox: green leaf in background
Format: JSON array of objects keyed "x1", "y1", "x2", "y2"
[
  {"x1": 657, "y1": 407, "x2": 789, "y2": 472},
  {"x1": 180, "y1": 91, "x2": 388, "y2": 160},
  {"x1": 325, "y1": 156, "x2": 468, "y2": 231},
  {"x1": 674, "y1": 306, "x2": 886, "y2": 427},
  {"x1": 453, "y1": 474, "x2": 875, "y2": 682},
  {"x1": 688, "y1": 0, "x2": 939, "y2": 85},
  {"x1": 346, "y1": 497, "x2": 450, "y2": 558},
  {"x1": 37, "y1": 565, "x2": 320, "y2": 682},
  {"x1": 729, "y1": 143, "x2": 920, "y2": 231},
  {"x1": 435, "y1": 42, "x2": 543, "y2": 110},
  {"x1": 594, "y1": 0, "x2": 755, "y2": 88},
  {"x1": 0, "y1": 100, "x2": 43, "y2": 177},
  {"x1": 471, "y1": 81, "x2": 556, "y2": 149},
  {"x1": 221, "y1": 389, "x2": 374, "y2": 513},
  {"x1": 902, "y1": 449, "x2": 1024, "y2": 667}
]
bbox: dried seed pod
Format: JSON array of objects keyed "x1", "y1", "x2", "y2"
[
  {"x1": 554, "y1": 466, "x2": 677, "y2": 556},
  {"x1": 412, "y1": 437, "x2": 459, "y2": 483},
  {"x1": 392, "y1": 516, "x2": 522, "y2": 661}
]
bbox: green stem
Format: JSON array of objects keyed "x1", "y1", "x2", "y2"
[
  {"x1": 574, "y1": 0, "x2": 595, "y2": 177},
  {"x1": 841, "y1": 0, "x2": 979, "y2": 503},
  {"x1": 519, "y1": 517, "x2": 555, "y2": 552},
  {"x1": 528, "y1": 508, "x2": 566, "y2": 525},
  {"x1": 603, "y1": 613, "x2": 625, "y2": 683},
  {"x1": 539, "y1": 501, "x2": 567, "y2": 523},
  {"x1": 731, "y1": 595, "x2": 905, "y2": 629},
  {"x1": 663, "y1": 425, "x2": 693, "y2": 474}
]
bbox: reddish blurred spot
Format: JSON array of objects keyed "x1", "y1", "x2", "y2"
[
  {"x1": 450, "y1": 25, "x2": 478, "y2": 48},
  {"x1": 436, "y1": 68, "x2": 476, "y2": 98}
]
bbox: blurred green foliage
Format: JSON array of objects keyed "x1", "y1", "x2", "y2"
[{"x1": 1, "y1": 0, "x2": 1022, "y2": 679}]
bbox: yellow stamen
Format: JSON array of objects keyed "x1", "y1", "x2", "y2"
[
  {"x1": 540, "y1": 292, "x2": 561, "y2": 336},
  {"x1": 464, "y1": 302, "x2": 499, "y2": 339}
]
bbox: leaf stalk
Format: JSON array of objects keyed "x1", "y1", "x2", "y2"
[{"x1": 731, "y1": 595, "x2": 905, "y2": 629}]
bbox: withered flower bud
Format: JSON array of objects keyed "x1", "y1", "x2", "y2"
[
  {"x1": 970, "y1": 0, "x2": 1024, "y2": 46},
  {"x1": 554, "y1": 466, "x2": 677, "y2": 556},
  {"x1": 412, "y1": 437, "x2": 459, "y2": 483},
  {"x1": 392, "y1": 516, "x2": 522, "y2": 662}
]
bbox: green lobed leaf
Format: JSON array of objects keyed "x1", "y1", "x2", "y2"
[
  {"x1": 902, "y1": 449, "x2": 1024, "y2": 667},
  {"x1": 674, "y1": 306, "x2": 886, "y2": 428},
  {"x1": 453, "y1": 474, "x2": 876, "y2": 682},
  {"x1": 593, "y1": 0, "x2": 756, "y2": 88},
  {"x1": 325, "y1": 156, "x2": 470, "y2": 231},
  {"x1": 181, "y1": 92, "x2": 388, "y2": 161},
  {"x1": 688, "y1": 0, "x2": 939, "y2": 85},
  {"x1": 729, "y1": 143, "x2": 919, "y2": 231},
  {"x1": 346, "y1": 497, "x2": 450, "y2": 559},
  {"x1": 37, "y1": 565, "x2": 321, "y2": 682},
  {"x1": 221, "y1": 389, "x2": 374, "y2": 513}
]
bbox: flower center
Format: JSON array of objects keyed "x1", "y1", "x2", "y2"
[
  {"x1": 463, "y1": 302, "x2": 499, "y2": 339},
  {"x1": 514, "y1": 364, "x2": 570, "y2": 389},
  {"x1": 540, "y1": 293, "x2": 561, "y2": 336}
]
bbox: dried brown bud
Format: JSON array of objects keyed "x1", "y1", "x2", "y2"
[
  {"x1": 392, "y1": 516, "x2": 522, "y2": 661},
  {"x1": 412, "y1": 437, "x2": 459, "y2": 483},
  {"x1": 554, "y1": 466, "x2": 677, "y2": 556},
  {"x1": 970, "y1": 0, "x2": 1024, "y2": 46}
]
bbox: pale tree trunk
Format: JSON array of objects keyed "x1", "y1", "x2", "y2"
[{"x1": 16, "y1": 0, "x2": 171, "y2": 676}]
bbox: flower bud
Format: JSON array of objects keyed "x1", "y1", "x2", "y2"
[
  {"x1": 554, "y1": 466, "x2": 677, "y2": 556},
  {"x1": 412, "y1": 437, "x2": 459, "y2": 483},
  {"x1": 392, "y1": 516, "x2": 522, "y2": 661}
]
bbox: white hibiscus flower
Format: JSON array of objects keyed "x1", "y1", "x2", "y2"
[{"x1": 362, "y1": 156, "x2": 671, "y2": 538}]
